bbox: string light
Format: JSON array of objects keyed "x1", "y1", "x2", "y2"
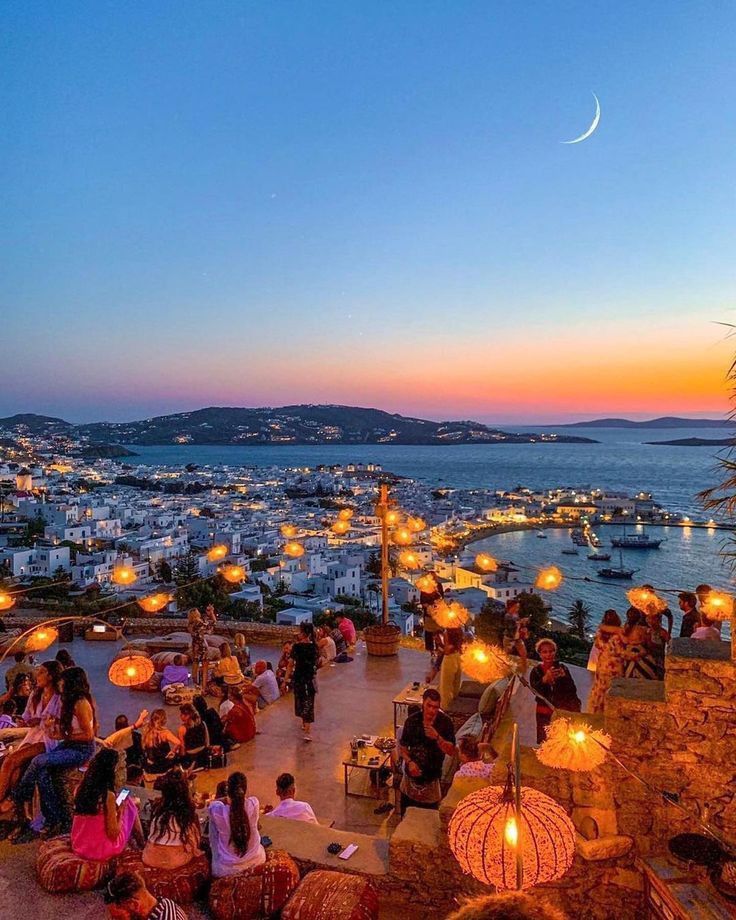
[
  {"x1": 536, "y1": 718, "x2": 611, "y2": 772},
  {"x1": 24, "y1": 626, "x2": 58, "y2": 653},
  {"x1": 702, "y1": 591, "x2": 734, "y2": 621},
  {"x1": 220, "y1": 564, "x2": 246, "y2": 584},
  {"x1": 407, "y1": 516, "x2": 426, "y2": 532},
  {"x1": 475, "y1": 553, "x2": 499, "y2": 572},
  {"x1": 399, "y1": 550, "x2": 420, "y2": 569},
  {"x1": 535, "y1": 566, "x2": 563, "y2": 590},
  {"x1": 627, "y1": 586, "x2": 667, "y2": 613},
  {"x1": 206, "y1": 544, "x2": 228, "y2": 562},
  {"x1": 0, "y1": 593, "x2": 16, "y2": 612},
  {"x1": 461, "y1": 640, "x2": 513, "y2": 682},
  {"x1": 283, "y1": 541, "x2": 305, "y2": 558},
  {"x1": 431, "y1": 600, "x2": 470, "y2": 628},
  {"x1": 137, "y1": 592, "x2": 173, "y2": 614},
  {"x1": 331, "y1": 520, "x2": 350, "y2": 535},
  {"x1": 112, "y1": 564, "x2": 137, "y2": 586},
  {"x1": 280, "y1": 524, "x2": 297, "y2": 538},
  {"x1": 385, "y1": 510, "x2": 401, "y2": 526},
  {"x1": 337, "y1": 508, "x2": 354, "y2": 521},
  {"x1": 415, "y1": 574, "x2": 436, "y2": 592},
  {"x1": 108, "y1": 654, "x2": 155, "y2": 688},
  {"x1": 392, "y1": 527, "x2": 413, "y2": 546}
]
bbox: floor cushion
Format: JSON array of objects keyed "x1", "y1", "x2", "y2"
[
  {"x1": 115, "y1": 850, "x2": 211, "y2": 903},
  {"x1": 209, "y1": 849, "x2": 300, "y2": 919},
  {"x1": 37, "y1": 835, "x2": 115, "y2": 893},
  {"x1": 282, "y1": 870, "x2": 379, "y2": 920}
]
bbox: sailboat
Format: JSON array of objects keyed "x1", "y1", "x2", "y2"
[
  {"x1": 611, "y1": 525, "x2": 662, "y2": 549},
  {"x1": 597, "y1": 549, "x2": 634, "y2": 580}
]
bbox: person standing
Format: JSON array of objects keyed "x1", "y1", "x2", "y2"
[
  {"x1": 528, "y1": 639, "x2": 581, "y2": 744},
  {"x1": 587, "y1": 612, "x2": 625, "y2": 713},
  {"x1": 335, "y1": 612, "x2": 356, "y2": 648},
  {"x1": 398, "y1": 688, "x2": 456, "y2": 815},
  {"x1": 678, "y1": 592, "x2": 700, "y2": 638},
  {"x1": 419, "y1": 573, "x2": 444, "y2": 660},
  {"x1": 439, "y1": 627, "x2": 464, "y2": 710},
  {"x1": 502, "y1": 598, "x2": 529, "y2": 671},
  {"x1": 287, "y1": 624, "x2": 319, "y2": 741},
  {"x1": 187, "y1": 609, "x2": 208, "y2": 689}
]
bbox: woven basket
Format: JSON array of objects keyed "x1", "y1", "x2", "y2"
[{"x1": 364, "y1": 623, "x2": 401, "y2": 657}]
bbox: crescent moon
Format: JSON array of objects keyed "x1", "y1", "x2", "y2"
[{"x1": 561, "y1": 93, "x2": 600, "y2": 145}]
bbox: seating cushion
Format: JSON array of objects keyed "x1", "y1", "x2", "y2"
[
  {"x1": 115, "y1": 850, "x2": 210, "y2": 903},
  {"x1": 282, "y1": 870, "x2": 379, "y2": 920},
  {"x1": 37, "y1": 835, "x2": 115, "y2": 893},
  {"x1": 209, "y1": 849, "x2": 300, "y2": 919}
]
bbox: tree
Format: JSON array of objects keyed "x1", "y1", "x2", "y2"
[
  {"x1": 174, "y1": 548, "x2": 200, "y2": 584},
  {"x1": 249, "y1": 556, "x2": 273, "y2": 573},
  {"x1": 155, "y1": 558, "x2": 173, "y2": 584},
  {"x1": 517, "y1": 592, "x2": 549, "y2": 636},
  {"x1": 475, "y1": 600, "x2": 506, "y2": 646},
  {"x1": 365, "y1": 553, "x2": 381, "y2": 578},
  {"x1": 567, "y1": 599, "x2": 591, "y2": 640}
]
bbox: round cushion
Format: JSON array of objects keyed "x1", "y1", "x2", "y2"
[
  {"x1": 282, "y1": 870, "x2": 379, "y2": 920},
  {"x1": 115, "y1": 646, "x2": 151, "y2": 660},
  {"x1": 37, "y1": 835, "x2": 115, "y2": 893},
  {"x1": 209, "y1": 849, "x2": 300, "y2": 920},
  {"x1": 151, "y1": 651, "x2": 190, "y2": 672},
  {"x1": 115, "y1": 850, "x2": 210, "y2": 904}
]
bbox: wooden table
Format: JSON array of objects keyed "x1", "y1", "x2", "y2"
[
  {"x1": 392, "y1": 682, "x2": 433, "y2": 734},
  {"x1": 342, "y1": 744, "x2": 391, "y2": 798}
]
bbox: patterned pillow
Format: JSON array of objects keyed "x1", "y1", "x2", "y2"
[
  {"x1": 115, "y1": 851, "x2": 210, "y2": 903},
  {"x1": 282, "y1": 870, "x2": 380, "y2": 920},
  {"x1": 209, "y1": 849, "x2": 300, "y2": 920},
  {"x1": 37, "y1": 835, "x2": 115, "y2": 893}
]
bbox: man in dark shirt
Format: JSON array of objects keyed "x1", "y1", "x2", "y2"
[
  {"x1": 678, "y1": 592, "x2": 700, "y2": 638},
  {"x1": 398, "y1": 687, "x2": 456, "y2": 815}
]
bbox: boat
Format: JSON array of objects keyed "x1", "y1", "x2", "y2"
[
  {"x1": 571, "y1": 528, "x2": 588, "y2": 546},
  {"x1": 611, "y1": 526, "x2": 662, "y2": 549},
  {"x1": 536, "y1": 531, "x2": 547, "y2": 539},
  {"x1": 588, "y1": 552, "x2": 611, "y2": 562},
  {"x1": 597, "y1": 550, "x2": 634, "y2": 579},
  {"x1": 589, "y1": 533, "x2": 601, "y2": 547},
  {"x1": 561, "y1": 548, "x2": 579, "y2": 555}
]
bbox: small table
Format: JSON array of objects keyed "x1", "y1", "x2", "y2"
[
  {"x1": 342, "y1": 743, "x2": 391, "y2": 798},
  {"x1": 392, "y1": 682, "x2": 432, "y2": 734}
]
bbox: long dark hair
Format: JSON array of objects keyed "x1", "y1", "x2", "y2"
[
  {"x1": 300, "y1": 623, "x2": 316, "y2": 645},
  {"x1": 55, "y1": 649, "x2": 76, "y2": 669},
  {"x1": 227, "y1": 771, "x2": 250, "y2": 856},
  {"x1": 59, "y1": 666, "x2": 95, "y2": 738},
  {"x1": 192, "y1": 694, "x2": 208, "y2": 722},
  {"x1": 10, "y1": 671, "x2": 31, "y2": 697},
  {"x1": 30, "y1": 660, "x2": 62, "y2": 710},
  {"x1": 149, "y1": 768, "x2": 198, "y2": 847},
  {"x1": 74, "y1": 747, "x2": 118, "y2": 815}
]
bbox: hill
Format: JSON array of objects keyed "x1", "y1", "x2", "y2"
[
  {"x1": 562, "y1": 416, "x2": 727, "y2": 429},
  {"x1": 0, "y1": 413, "x2": 73, "y2": 433}
]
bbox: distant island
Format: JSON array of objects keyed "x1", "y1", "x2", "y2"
[
  {"x1": 0, "y1": 407, "x2": 596, "y2": 447},
  {"x1": 560, "y1": 416, "x2": 727, "y2": 429},
  {"x1": 646, "y1": 437, "x2": 733, "y2": 447}
]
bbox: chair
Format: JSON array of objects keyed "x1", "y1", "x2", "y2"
[
  {"x1": 282, "y1": 870, "x2": 379, "y2": 920},
  {"x1": 37, "y1": 835, "x2": 115, "y2": 893},
  {"x1": 209, "y1": 849, "x2": 300, "y2": 920}
]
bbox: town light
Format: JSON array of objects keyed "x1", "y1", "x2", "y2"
[
  {"x1": 280, "y1": 524, "x2": 298, "y2": 538},
  {"x1": 536, "y1": 718, "x2": 611, "y2": 772},
  {"x1": 337, "y1": 508, "x2": 354, "y2": 521},
  {"x1": 112, "y1": 564, "x2": 137, "y2": 585},
  {"x1": 108, "y1": 654, "x2": 155, "y2": 688},
  {"x1": 284, "y1": 541, "x2": 305, "y2": 558},
  {"x1": 137, "y1": 592, "x2": 173, "y2": 614},
  {"x1": 399, "y1": 550, "x2": 420, "y2": 569},
  {"x1": 220, "y1": 564, "x2": 246, "y2": 584},
  {"x1": 0, "y1": 593, "x2": 16, "y2": 612},
  {"x1": 206, "y1": 544, "x2": 228, "y2": 562},
  {"x1": 331, "y1": 520, "x2": 350, "y2": 535},
  {"x1": 475, "y1": 553, "x2": 499, "y2": 572},
  {"x1": 535, "y1": 566, "x2": 563, "y2": 590},
  {"x1": 407, "y1": 516, "x2": 426, "y2": 532}
]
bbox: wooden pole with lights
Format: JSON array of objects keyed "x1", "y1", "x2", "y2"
[{"x1": 379, "y1": 481, "x2": 390, "y2": 626}]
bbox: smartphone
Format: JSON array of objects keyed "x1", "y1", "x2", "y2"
[
  {"x1": 116, "y1": 788, "x2": 131, "y2": 807},
  {"x1": 260, "y1": 835, "x2": 273, "y2": 847}
]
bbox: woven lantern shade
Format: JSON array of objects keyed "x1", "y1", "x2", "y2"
[
  {"x1": 627, "y1": 586, "x2": 667, "y2": 614},
  {"x1": 475, "y1": 553, "x2": 499, "y2": 573},
  {"x1": 461, "y1": 640, "x2": 513, "y2": 683},
  {"x1": 0, "y1": 592, "x2": 16, "y2": 612},
  {"x1": 431, "y1": 600, "x2": 470, "y2": 629},
  {"x1": 331, "y1": 520, "x2": 350, "y2": 535},
  {"x1": 337, "y1": 508, "x2": 354, "y2": 521},
  {"x1": 392, "y1": 527, "x2": 413, "y2": 547},
  {"x1": 536, "y1": 717, "x2": 611, "y2": 772},
  {"x1": 206, "y1": 544, "x2": 228, "y2": 562},
  {"x1": 284, "y1": 541, "x2": 305, "y2": 558},
  {"x1": 702, "y1": 591, "x2": 734, "y2": 621},
  {"x1": 407, "y1": 516, "x2": 426, "y2": 533},
  {"x1": 448, "y1": 785, "x2": 576, "y2": 890},
  {"x1": 109, "y1": 654, "x2": 155, "y2": 688},
  {"x1": 280, "y1": 524, "x2": 297, "y2": 538},
  {"x1": 138, "y1": 592, "x2": 172, "y2": 614},
  {"x1": 384, "y1": 509, "x2": 401, "y2": 526},
  {"x1": 112, "y1": 565, "x2": 137, "y2": 586},
  {"x1": 24, "y1": 626, "x2": 59, "y2": 653},
  {"x1": 399, "y1": 550, "x2": 421, "y2": 570},
  {"x1": 220, "y1": 564, "x2": 246, "y2": 584},
  {"x1": 535, "y1": 566, "x2": 563, "y2": 591}
]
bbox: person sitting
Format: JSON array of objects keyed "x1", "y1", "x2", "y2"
[
  {"x1": 456, "y1": 736, "x2": 494, "y2": 780},
  {"x1": 329, "y1": 624, "x2": 349, "y2": 662},
  {"x1": 0, "y1": 672, "x2": 32, "y2": 716},
  {"x1": 104, "y1": 869, "x2": 189, "y2": 920},
  {"x1": 177, "y1": 704, "x2": 209, "y2": 769},
  {"x1": 107, "y1": 713, "x2": 146, "y2": 776},
  {"x1": 207, "y1": 771, "x2": 265, "y2": 878},
  {"x1": 213, "y1": 643, "x2": 244, "y2": 686},
  {"x1": 71, "y1": 748, "x2": 143, "y2": 860},
  {"x1": 529, "y1": 639, "x2": 581, "y2": 744},
  {"x1": 264, "y1": 772, "x2": 318, "y2": 823},
  {"x1": 55, "y1": 649, "x2": 76, "y2": 671},
  {"x1": 160, "y1": 655, "x2": 190, "y2": 690},
  {"x1": 4, "y1": 652, "x2": 34, "y2": 690},
  {"x1": 219, "y1": 684, "x2": 236, "y2": 720},
  {"x1": 142, "y1": 768, "x2": 202, "y2": 870},
  {"x1": 192, "y1": 694, "x2": 224, "y2": 749},
  {"x1": 692, "y1": 616, "x2": 721, "y2": 641},
  {"x1": 249, "y1": 660, "x2": 280, "y2": 708},
  {"x1": 222, "y1": 688, "x2": 256, "y2": 746},
  {"x1": 335, "y1": 612, "x2": 356, "y2": 648},
  {"x1": 276, "y1": 641, "x2": 293, "y2": 693},
  {"x1": 233, "y1": 633, "x2": 251, "y2": 671},
  {"x1": 0, "y1": 700, "x2": 18, "y2": 730},
  {"x1": 316, "y1": 628, "x2": 337, "y2": 668},
  {"x1": 141, "y1": 709, "x2": 181, "y2": 777}
]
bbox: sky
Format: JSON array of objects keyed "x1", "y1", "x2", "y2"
[{"x1": 2, "y1": 1, "x2": 735, "y2": 424}]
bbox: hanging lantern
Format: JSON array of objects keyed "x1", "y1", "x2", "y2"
[
  {"x1": 431, "y1": 600, "x2": 470, "y2": 628},
  {"x1": 24, "y1": 626, "x2": 59, "y2": 653},
  {"x1": 284, "y1": 541, "x2": 305, "y2": 558},
  {"x1": 448, "y1": 784, "x2": 576, "y2": 890},
  {"x1": 280, "y1": 524, "x2": 297, "y2": 539},
  {"x1": 331, "y1": 520, "x2": 350, "y2": 535},
  {"x1": 137, "y1": 592, "x2": 173, "y2": 614},
  {"x1": 407, "y1": 516, "x2": 426, "y2": 533},
  {"x1": 535, "y1": 566, "x2": 563, "y2": 591},
  {"x1": 627, "y1": 586, "x2": 667, "y2": 614},
  {"x1": 0, "y1": 592, "x2": 16, "y2": 612},
  {"x1": 206, "y1": 544, "x2": 228, "y2": 562},
  {"x1": 399, "y1": 550, "x2": 421, "y2": 570},
  {"x1": 536, "y1": 717, "x2": 611, "y2": 772},
  {"x1": 702, "y1": 590, "x2": 734, "y2": 621},
  {"x1": 220, "y1": 564, "x2": 246, "y2": 584},
  {"x1": 416, "y1": 573, "x2": 437, "y2": 593},
  {"x1": 112, "y1": 564, "x2": 137, "y2": 586},
  {"x1": 461, "y1": 640, "x2": 513, "y2": 683},
  {"x1": 392, "y1": 527, "x2": 414, "y2": 547},
  {"x1": 384, "y1": 509, "x2": 401, "y2": 526},
  {"x1": 475, "y1": 553, "x2": 499, "y2": 573},
  {"x1": 108, "y1": 654, "x2": 155, "y2": 688},
  {"x1": 338, "y1": 508, "x2": 354, "y2": 522}
]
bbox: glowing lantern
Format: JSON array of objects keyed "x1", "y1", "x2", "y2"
[
  {"x1": 220, "y1": 564, "x2": 246, "y2": 584},
  {"x1": 448, "y1": 784, "x2": 576, "y2": 890},
  {"x1": 392, "y1": 527, "x2": 413, "y2": 547},
  {"x1": 338, "y1": 509, "x2": 354, "y2": 522},
  {"x1": 137, "y1": 592, "x2": 172, "y2": 614},
  {"x1": 536, "y1": 718, "x2": 611, "y2": 772},
  {"x1": 416, "y1": 574, "x2": 437, "y2": 593},
  {"x1": 284, "y1": 541, "x2": 305, "y2": 558},
  {"x1": 535, "y1": 566, "x2": 563, "y2": 591},
  {"x1": 702, "y1": 591, "x2": 734, "y2": 621},
  {"x1": 384, "y1": 510, "x2": 401, "y2": 526},
  {"x1": 399, "y1": 550, "x2": 420, "y2": 570},
  {"x1": 0, "y1": 593, "x2": 16, "y2": 612},
  {"x1": 280, "y1": 524, "x2": 297, "y2": 539},
  {"x1": 113, "y1": 565, "x2": 137, "y2": 586},
  {"x1": 475, "y1": 553, "x2": 499, "y2": 573},
  {"x1": 24, "y1": 626, "x2": 59, "y2": 653},
  {"x1": 461, "y1": 640, "x2": 513, "y2": 683},
  {"x1": 407, "y1": 516, "x2": 426, "y2": 533},
  {"x1": 108, "y1": 654, "x2": 155, "y2": 688},
  {"x1": 207, "y1": 544, "x2": 228, "y2": 562},
  {"x1": 431, "y1": 600, "x2": 470, "y2": 628},
  {"x1": 627, "y1": 586, "x2": 666, "y2": 613},
  {"x1": 331, "y1": 520, "x2": 350, "y2": 535}
]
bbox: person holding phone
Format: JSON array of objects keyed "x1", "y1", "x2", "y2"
[
  {"x1": 528, "y1": 639, "x2": 581, "y2": 744},
  {"x1": 71, "y1": 747, "x2": 143, "y2": 860}
]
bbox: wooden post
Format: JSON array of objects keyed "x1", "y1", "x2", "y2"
[
  {"x1": 512, "y1": 722, "x2": 524, "y2": 890},
  {"x1": 379, "y1": 482, "x2": 390, "y2": 626}
]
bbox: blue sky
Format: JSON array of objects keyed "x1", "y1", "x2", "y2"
[{"x1": 1, "y1": 1, "x2": 734, "y2": 422}]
